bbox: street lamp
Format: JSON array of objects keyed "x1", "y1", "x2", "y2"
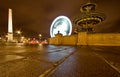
[
  {"x1": 38, "y1": 34, "x2": 42, "y2": 42},
  {"x1": 39, "y1": 34, "x2": 42, "y2": 37},
  {"x1": 16, "y1": 30, "x2": 22, "y2": 43},
  {"x1": 16, "y1": 30, "x2": 21, "y2": 34}
]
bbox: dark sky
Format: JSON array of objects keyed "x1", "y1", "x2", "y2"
[{"x1": 0, "y1": 0, "x2": 120, "y2": 38}]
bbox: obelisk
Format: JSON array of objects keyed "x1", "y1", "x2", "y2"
[{"x1": 8, "y1": 8, "x2": 13, "y2": 42}]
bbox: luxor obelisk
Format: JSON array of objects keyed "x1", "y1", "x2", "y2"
[{"x1": 8, "y1": 8, "x2": 13, "y2": 42}]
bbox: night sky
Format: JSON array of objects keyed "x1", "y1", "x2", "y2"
[{"x1": 0, "y1": 0, "x2": 120, "y2": 38}]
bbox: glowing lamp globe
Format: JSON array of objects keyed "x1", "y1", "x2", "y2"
[{"x1": 50, "y1": 16, "x2": 72, "y2": 37}]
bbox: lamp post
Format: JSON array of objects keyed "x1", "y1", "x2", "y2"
[
  {"x1": 16, "y1": 30, "x2": 21, "y2": 43},
  {"x1": 39, "y1": 34, "x2": 42, "y2": 42},
  {"x1": 16, "y1": 30, "x2": 21, "y2": 35}
]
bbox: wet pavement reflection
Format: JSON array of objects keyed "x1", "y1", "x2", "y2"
[
  {"x1": 48, "y1": 46, "x2": 120, "y2": 77},
  {"x1": 0, "y1": 45, "x2": 75, "y2": 77},
  {"x1": 0, "y1": 55, "x2": 24, "y2": 63},
  {"x1": 0, "y1": 45, "x2": 120, "y2": 77}
]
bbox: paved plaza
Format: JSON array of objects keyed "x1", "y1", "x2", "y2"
[{"x1": 0, "y1": 45, "x2": 120, "y2": 77}]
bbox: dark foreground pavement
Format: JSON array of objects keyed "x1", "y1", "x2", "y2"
[
  {"x1": 0, "y1": 45, "x2": 120, "y2": 77},
  {"x1": 48, "y1": 46, "x2": 120, "y2": 77}
]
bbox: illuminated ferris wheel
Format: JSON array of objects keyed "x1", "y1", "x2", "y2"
[{"x1": 50, "y1": 16, "x2": 72, "y2": 37}]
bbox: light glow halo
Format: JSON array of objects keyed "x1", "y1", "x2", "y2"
[{"x1": 50, "y1": 16, "x2": 72, "y2": 37}]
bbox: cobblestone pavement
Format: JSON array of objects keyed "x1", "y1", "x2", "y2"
[{"x1": 48, "y1": 46, "x2": 120, "y2": 77}]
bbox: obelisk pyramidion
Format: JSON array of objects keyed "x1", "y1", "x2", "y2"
[{"x1": 8, "y1": 8, "x2": 13, "y2": 42}]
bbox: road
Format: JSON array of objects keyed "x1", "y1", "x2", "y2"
[{"x1": 0, "y1": 45, "x2": 120, "y2": 77}]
